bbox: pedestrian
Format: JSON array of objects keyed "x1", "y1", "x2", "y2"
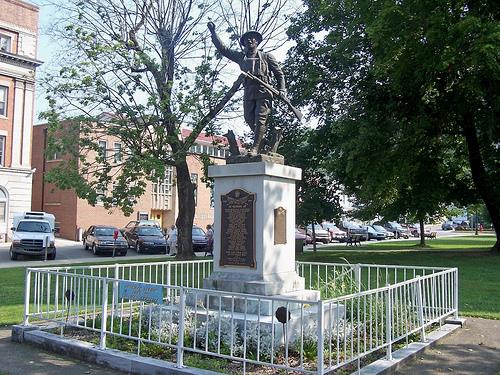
[
  {"x1": 207, "y1": 21, "x2": 286, "y2": 154},
  {"x1": 166, "y1": 225, "x2": 177, "y2": 256},
  {"x1": 205, "y1": 224, "x2": 214, "y2": 257}
]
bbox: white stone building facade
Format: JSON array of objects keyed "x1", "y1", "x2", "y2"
[{"x1": 0, "y1": 0, "x2": 41, "y2": 240}]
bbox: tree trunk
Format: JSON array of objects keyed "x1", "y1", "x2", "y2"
[
  {"x1": 462, "y1": 116, "x2": 500, "y2": 253},
  {"x1": 174, "y1": 159, "x2": 195, "y2": 259},
  {"x1": 419, "y1": 218, "x2": 426, "y2": 247}
]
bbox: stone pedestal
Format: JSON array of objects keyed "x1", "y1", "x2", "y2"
[{"x1": 203, "y1": 162, "x2": 319, "y2": 308}]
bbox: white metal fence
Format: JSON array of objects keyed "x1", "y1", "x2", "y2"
[{"x1": 23, "y1": 260, "x2": 458, "y2": 374}]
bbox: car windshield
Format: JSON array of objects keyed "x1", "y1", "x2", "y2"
[
  {"x1": 373, "y1": 225, "x2": 385, "y2": 231},
  {"x1": 192, "y1": 227, "x2": 206, "y2": 236},
  {"x1": 137, "y1": 227, "x2": 163, "y2": 236},
  {"x1": 388, "y1": 222, "x2": 402, "y2": 230},
  {"x1": 308, "y1": 224, "x2": 323, "y2": 230},
  {"x1": 95, "y1": 228, "x2": 121, "y2": 237},
  {"x1": 17, "y1": 221, "x2": 51, "y2": 233}
]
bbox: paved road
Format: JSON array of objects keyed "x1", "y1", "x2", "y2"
[
  {"x1": 0, "y1": 238, "x2": 177, "y2": 269},
  {"x1": 0, "y1": 230, "x2": 479, "y2": 269}
]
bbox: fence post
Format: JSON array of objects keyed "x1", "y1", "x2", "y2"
[
  {"x1": 316, "y1": 300, "x2": 324, "y2": 375},
  {"x1": 176, "y1": 287, "x2": 186, "y2": 368},
  {"x1": 354, "y1": 264, "x2": 362, "y2": 292},
  {"x1": 113, "y1": 264, "x2": 119, "y2": 317},
  {"x1": 166, "y1": 263, "x2": 172, "y2": 301},
  {"x1": 23, "y1": 269, "x2": 32, "y2": 326},
  {"x1": 99, "y1": 279, "x2": 109, "y2": 350},
  {"x1": 416, "y1": 276, "x2": 426, "y2": 342},
  {"x1": 385, "y1": 284, "x2": 392, "y2": 360},
  {"x1": 453, "y1": 269, "x2": 459, "y2": 319}
]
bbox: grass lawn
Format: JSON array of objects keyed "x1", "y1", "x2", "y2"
[
  {"x1": 300, "y1": 235, "x2": 499, "y2": 319},
  {"x1": 0, "y1": 235, "x2": 498, "y2": 326}
]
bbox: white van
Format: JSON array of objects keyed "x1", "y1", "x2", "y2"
[{"x1": 10, "y1": 212, "x2": 56, "y2": 260}]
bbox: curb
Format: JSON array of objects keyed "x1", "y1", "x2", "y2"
[
  {"x1": 12, "y1": 325, "x2": 220, "y2": 375},
  {"x1": 12, "y1": 320, "x2": 465, "y2": 375}
]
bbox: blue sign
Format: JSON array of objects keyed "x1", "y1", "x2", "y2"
[{"x1": 118, "y1": 281, "x2": 163, "y2": 304}]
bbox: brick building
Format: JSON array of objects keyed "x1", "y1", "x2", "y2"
[
  {"x1": 31, "y1": 124, "x2": 228, "y2": 240},
  {"x1": 0, "y1": 0, "x2": 42, "y2": 240}
]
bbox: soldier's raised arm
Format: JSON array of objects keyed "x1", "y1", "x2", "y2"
[{"x1": 207, "y1": 22, "x2": 242, "y2": 63}]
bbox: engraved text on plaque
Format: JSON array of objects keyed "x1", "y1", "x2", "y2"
[{"x1": 220, "y1": 189, "x2": 256, "y2": 267}]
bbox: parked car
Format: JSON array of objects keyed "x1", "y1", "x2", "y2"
[
  {"x1": 296, "y1": 227, "x2": 313, "y2": 244},
  {"x1": 363, "y1": 225, "x2": 385, "y2": 241},
  {"x1": 441, "y1": 221, "x2": 455, "y2": 230},
  {"x1": 401, "y1": 223, "x2": 419, "y2": 237},
  {"x1": 371, "y1": 224, "x2": 395, "y2": 239},
  {"x1": 321, "y1": 222, "x2": 347, "y2": 242},
  {"x1": 10, "y1": 212, "x2": 56, "y2": 260},
  {"x1": 124, "y1": 225, "x2": 167, "y2": 254},
  {"x1": 340, "y1": 221, "x2": 368, "y2": 241},
  {"x1": 384, "y1": 221, "x2": 410, "y2": 239},
  {"x1": 82, "y1": 225, "x2": 128, "y2": 256},
  {"x1": 121, "y1": 220, "x2": 161, "y2": 235},
  {"x1": 295, "y1": 228, "x2": 313, "y2": 245},
  {"x1": 192, "y1": 225, "x2": 208, "y2": 252},
  {"x1": 306, "y1": 224, "x2": 330, "y2": 244}
]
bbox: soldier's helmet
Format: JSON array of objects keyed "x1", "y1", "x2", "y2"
[{"x1": 240, "y1": 30, "x2": 263, "y2": 46}]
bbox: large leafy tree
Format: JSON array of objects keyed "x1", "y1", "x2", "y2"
[
  {"x1": 275, "y1": 118, "x2": 342, "y2": 250},
  {"x1": 286, "y1": 0, "x2": 499, "y2": 251},
  {"x1": 42, "y1": 0, "x2": 294, "y2": 259}
]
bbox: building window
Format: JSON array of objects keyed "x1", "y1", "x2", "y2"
[
  {"x1": 47, "y1": 150, "x2": 60, "y2": 161},
  {"x1": 98, "y1": 140, "x2": 107, "y2": 161},
  {"x1": 191, "y1": 173, "x2": 198, "y2": 207},
  {"x1": 114, "y1": 142, "x2": 122, "y2": 163},
  {"x1": 0, "y1": 188, "x2": 7, "y2": 222},
  {"x1": 0, "y1": 86, "x2": 7, "y2": 117},
  {"x1": 151, "y1": 167, "x2": 173, "y2": 210},
  {"x1": 0, "y1": 34, "x2": 11, "y2": 52},
  {"x1": 0, "y1": 136, "x2": 4, "y2": 166}
]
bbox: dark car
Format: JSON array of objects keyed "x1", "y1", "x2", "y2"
[
  {"x1": 441, "y1": 221, "x2": 455, "y2": 230},
  {"x1": 124, "y1": 225, "x2": 167, "y2": 254},
  {"x1": 192, "y1": 226, "x2": 208, "y2": 252},
  {"x1": 83, "y1": 225, "x2": 129, "y2": 256},
  {"x1": 121, "y1": 220, "x2": 161, "y2": 235}
]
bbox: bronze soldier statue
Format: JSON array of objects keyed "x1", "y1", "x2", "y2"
[{"x1": 207, "y1": 22, "x2": 287, "y2": 154}]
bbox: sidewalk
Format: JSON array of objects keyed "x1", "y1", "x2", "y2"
[
  {"x1": 0, "y1": 326, "x2": 126, "y2": 375},
  {"x1": 1, "y1": 318, "x2": 498, "y2": 374},
  {"x1": 395, "y1": 317, "x2": 500, "y2": 374}
]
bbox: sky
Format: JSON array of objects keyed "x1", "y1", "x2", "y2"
[{"x1": 31, "y1": 0, "x2": 63, "y2": 123}]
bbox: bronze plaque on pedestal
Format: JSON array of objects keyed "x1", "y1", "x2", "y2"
[
  {"x1": 274, "y1": 207, "x2": 287, "y2": 245},
  {"x1": 220, "y1": 189, "x2": 256, "y2": 268}
]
